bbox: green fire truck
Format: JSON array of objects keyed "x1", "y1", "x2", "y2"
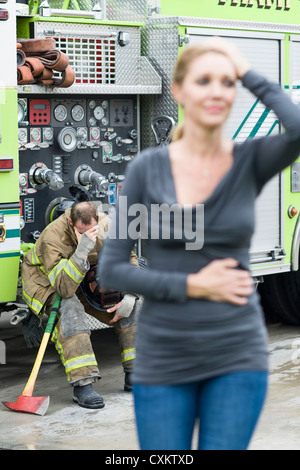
[{"x1": 2, "y1": 0, "x2": 300, "y2": 324}]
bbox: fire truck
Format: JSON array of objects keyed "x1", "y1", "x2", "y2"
[{"x1": 1, "y1": 0, "x2": 300, "y2": 324}]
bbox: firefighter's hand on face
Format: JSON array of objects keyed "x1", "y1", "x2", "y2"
[
  {"x1": 74, "y1": 225, "x2": 98, "y2": 244},
  {"x1": 72, "y1": 223, "x2": 99, "y2": 271}
]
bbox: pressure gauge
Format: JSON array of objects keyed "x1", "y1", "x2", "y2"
[
  {"x1": 94, "y1": 106, "x2": 105, "y2": 121},
  {"x1": 90, "y1": 127, "x2": 100, "y2": 141},
  {"x1": 89, "y1": 117, "x2": 96, "y2": 126},
  {"x1": 77, "y1": 127, "x2": 88, "y2": 140},
  {"x1": 102, "y1": 117, "x2": 109, "y2": 126},
  {"x1": 89, "y1": 100, "x2": 96, "y2": 109},
  {"x1": 30, "y1": 128, "x2": 41, "y2": 142},
  {"x1": 102, "y1": 100, "x2": 108, "y2": 109},
  {"x1": 54, "y1": 104, "x2": 67, "y2": 122},
  {"x1": 43, "y1": 127, "x2": 54, "y2": 142},
  {"x1": 18, "y1": 100, "x2": 26, "y2": 123},
  {"x1": 71, "y1": 104, "x2": 85, "y2": 122},
  {"x1": 18, "y1": 128, "x2": 27, "y2": 144}
]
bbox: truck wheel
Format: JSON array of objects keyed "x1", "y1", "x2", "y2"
[{"x1": 258, "y1": 269, "x2": 300, "y2": 325}]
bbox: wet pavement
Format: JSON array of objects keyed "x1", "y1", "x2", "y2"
[
  {"x1": 250, "y1": 323, "x2": 300, "y2": 450},
  {"x1": 1, "y1": 311, "x2": 300, "y2": 450},
  {"x1": 0, "y1": 311, "x2": 138, "y2": 450}
]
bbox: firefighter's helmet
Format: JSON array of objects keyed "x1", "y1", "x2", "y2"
[{"x1": 80, "y1": 264, "x2": 123, "y2": 311}]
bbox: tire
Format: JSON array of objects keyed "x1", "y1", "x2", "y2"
[{"x1": 258, "y1": 268, "x2": 300, "y2": 325}]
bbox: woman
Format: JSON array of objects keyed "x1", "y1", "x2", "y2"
[{"x1": 99, "y1": 37, "x2": 300, "y2": 449}]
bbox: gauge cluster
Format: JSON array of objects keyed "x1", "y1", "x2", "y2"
[
  {"x1": 18, "y1": 95, "x2": 138, "y2": 155},
  {"x1": 88, "y1": 99, "x2": 109, "y2": 126},
  {"x1": 51, "y1": 98, "x2": 87, "y2": 127},
  {"x1": 17, "y1": 94, "x2": 139, "y2": 242}
]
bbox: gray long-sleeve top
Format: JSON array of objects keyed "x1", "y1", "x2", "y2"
[{"x1": 99, "y1": 71, "x2": 300, "y2": 385}]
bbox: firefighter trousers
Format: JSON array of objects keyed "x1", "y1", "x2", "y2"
[{"x1": 50, "y1": 291, "x2": 137, "y2": 386}]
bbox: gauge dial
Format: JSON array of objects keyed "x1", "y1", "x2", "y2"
[
  {"x1": 93, "y1": 106, "x2": 105, "y2": 121},
  {"x1": 30, "y1": 128, "x2": 41, "y2": 142},
  {"x1": 90, "y1": 127, "x2": 100, "y2": 140},
  {"x1": 77, "y1": 127, "x2": 88, "y2": 139},
  {"x1": 18, "y1": 101, "x2": 26, "y2": 123},
  {"x1": 43, "y1": 128, "x2": 54, "y2": 141},
  {"x1": 54, "y1": 104, "x2": 67, "y2": 122},
  {"x1": 71, "y1": 104, "x2": 85, "y2": 122},
  {"x1": 18, "y1": 128, "x2": 27, "y2": 143}
]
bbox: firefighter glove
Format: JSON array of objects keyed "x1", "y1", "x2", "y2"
[
  {"x1": 115, "y1": 294, "x2": 137, "y2": 318},
  {"x1": 21, "y1": 310, "x2": 45, "y2": 348},
  {"x1": 73, "y1": 233, "x2": 96, "y2": 270}
]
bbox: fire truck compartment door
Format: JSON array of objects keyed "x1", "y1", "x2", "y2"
[
  {"x1": 290, "y1": 38, "x2": 300, "y2": 130},
  {"x1": 187, "y1": 29, "x2": 284, "y2": 265}
]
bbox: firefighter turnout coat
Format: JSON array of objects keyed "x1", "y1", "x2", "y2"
[
  {"x1": 21, "y1": 209, "x2": 110, "y2": 315},
  {"x1": 20, "y1": 209, "x2": 138, "y2": 384}
]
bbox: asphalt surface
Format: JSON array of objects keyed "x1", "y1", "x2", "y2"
[{"x1": 1, "y1": 311, "x2": 300, "y2": 450}]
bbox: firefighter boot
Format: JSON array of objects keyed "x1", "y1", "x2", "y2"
[
  {"x1": 73, "y1": 383, "x2": 105, "y2": 409},
  {"x1": 115, "y1": 324, "x2": 136, "y2": 391},
  {"x1": 124, "y1": 372, "x2": 133, "y2": 392}
]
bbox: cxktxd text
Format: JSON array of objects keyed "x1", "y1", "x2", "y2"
[{"x1": 105, "y1": 454, "x2": 193, "y2": 467}]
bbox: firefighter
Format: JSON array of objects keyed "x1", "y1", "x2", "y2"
[{"x1": 20, "y1": 201, "x2": 139, "y2": 409}]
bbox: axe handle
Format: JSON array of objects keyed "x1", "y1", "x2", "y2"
[{"x1": 22, "y1": 295, "x2": 61, "y2": 397}]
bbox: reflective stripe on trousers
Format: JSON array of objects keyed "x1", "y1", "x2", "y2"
[
  {"x1": 65, "y1": 354, "x2": 98, "y2": 374},
  {"x1": 121, "y1": 347, "x2": 136, "y2": 363},
  {"x1": 51, "y1": 324, "x2": 100, "y2": 384}
]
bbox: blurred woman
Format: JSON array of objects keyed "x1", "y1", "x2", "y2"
[{"x1": 99, "y1": 37, "x2": 300, "y2": 449}]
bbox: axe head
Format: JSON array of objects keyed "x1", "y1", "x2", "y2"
[{"x1": 2, "y1": 395, "x2": 50, "y2": 416}]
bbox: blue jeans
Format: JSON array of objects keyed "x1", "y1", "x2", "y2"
[{"x1": 133, "y1": 371, "x2": 268, "y2": 450}]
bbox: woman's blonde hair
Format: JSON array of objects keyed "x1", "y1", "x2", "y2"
[{"x1": 171, "y1": 40, "x2": 233, "y2": 142}]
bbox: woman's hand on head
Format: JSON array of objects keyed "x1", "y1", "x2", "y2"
[{"x1": 204, "y1": 36, "x2": 251, "y2": 79}]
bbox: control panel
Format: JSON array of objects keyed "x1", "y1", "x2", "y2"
[{"x1": 18, "y1": 94, "x2": 139, "y2": 242}]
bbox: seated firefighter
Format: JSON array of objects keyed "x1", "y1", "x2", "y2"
[{"x1": 20, "y1": 201, "x2": 139, "y2": 409}]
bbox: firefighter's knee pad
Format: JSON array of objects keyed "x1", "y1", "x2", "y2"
[{"x1": 60, "y1": 295, "x2": 90, "y2": 338}]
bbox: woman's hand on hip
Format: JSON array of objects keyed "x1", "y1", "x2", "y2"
[{"x1": 186, "y1": 258, "x2": 254, "y2": 305}]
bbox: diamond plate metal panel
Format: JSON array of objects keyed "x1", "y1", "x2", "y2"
[
  {"x1": 46, "y1": 0, "x2": 148, "y2": 22},
  {"x1": 86, "y1": 314, "x2": 110, "y2": 330},
  {"x1": 17, "y1": 82, "x2": 161, "y2": 94},
  {"x1": 140, "y1": 17, "x2": 179, "y2": 149},
  {"x1": 106, "y1": 0, "x2": 148, "y2": 22},
  {"x1": 35, "y1": 21, "x2": 140, "y2": 85},
  {"x1": 18, "y1": 21, "x2": 161, "y2": 94},
  {"x1": 178, "y1": 16, "x2": 300, "y2": 34}
]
